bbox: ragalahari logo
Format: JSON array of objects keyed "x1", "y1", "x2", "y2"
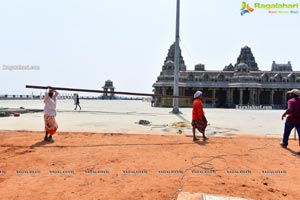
[{"x1": 241, "y1": 2, "x2": 254, "y2": 15}]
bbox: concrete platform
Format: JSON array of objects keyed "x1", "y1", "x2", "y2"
[{"x1": 0, "y1": 99, "x2": 288, "y2": 138}]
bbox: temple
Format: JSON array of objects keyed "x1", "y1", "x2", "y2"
[
  {"x1": 102, "y1": 80, "x2": 116, "y2": 99},
  {"x1": 152, "y1": 44, "x2": 300, "y2": 108}
]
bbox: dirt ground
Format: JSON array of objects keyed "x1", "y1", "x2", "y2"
[{"x1": 0, "y1": 131, "x2": 299, "y2": 200}]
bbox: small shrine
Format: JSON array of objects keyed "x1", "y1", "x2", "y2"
[{"x1": 102, "y1": 80, "x2": 116, "y2": 99}]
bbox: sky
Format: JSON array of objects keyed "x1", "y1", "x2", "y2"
[{"x1": 0, "y1": 0, "x2": 299, "y2": 96}]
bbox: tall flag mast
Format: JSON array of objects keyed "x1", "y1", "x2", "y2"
[{"x1": 172, "y1": 0, "x2": 180, "y2": 114}]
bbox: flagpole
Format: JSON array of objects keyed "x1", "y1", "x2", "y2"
[{"x1": 172, "y1": 0, "x2": 180, "y2": 114}]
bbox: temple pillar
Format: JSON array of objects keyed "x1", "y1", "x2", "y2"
[
  {"x1": 257, "y1": 89, "x2": 261, "y2": 105},
  {"x1": 162, "y1": 87, "x2": 167, "y2": 95},
  {"x1": 239, "y1": 88, "x2": 243, "y2": 105},
  {"x1": 270, "y1": 89, "x2": 274, "y2": 106},
  {"x1": 212, "y1": 88, "x2": 216, "y2": 108},
  {"x1": 226, "y1": 89, "x2": 230, "y2": 105},
  {"x1": 181, "y1": 87, "x2": 185, "y2": 96},
  {"x1": 249, "y1": 88, "x2": 254, "y2": 105},
  {"x1": 231, "y1": 89, "x2": 234, "y2": 106},
  {"x1": 283, "y1": 89, "x2": 287, "y2": 105}
]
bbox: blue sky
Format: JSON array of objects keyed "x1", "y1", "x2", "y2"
[{"x1": 0, "y1": 0, "x2": 299, "y2": 95}]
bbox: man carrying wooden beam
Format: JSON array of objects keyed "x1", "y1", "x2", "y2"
[{"x1": 43, "y1": 87, "x2": 59, "y2": 142}]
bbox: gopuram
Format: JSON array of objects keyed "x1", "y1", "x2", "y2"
[{"x1": 153, "y1": 44, "x2": 300, "y2": 108}]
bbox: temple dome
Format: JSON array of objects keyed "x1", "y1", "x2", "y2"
[{"x1": 235, "y1": 63, "x2": 249, "y2": 72}]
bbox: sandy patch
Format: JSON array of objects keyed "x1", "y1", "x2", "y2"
[{"x1": 0, "y1": 131, "x2": 299, "y2": 200}]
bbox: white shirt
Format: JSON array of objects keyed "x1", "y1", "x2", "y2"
[{"x1": 44, "y1": 91, "x2": 58, "y2": 116}]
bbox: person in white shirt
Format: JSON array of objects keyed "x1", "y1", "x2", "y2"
[{"x1": 43, "y1": 87, "x2": 59, "y2": 142}]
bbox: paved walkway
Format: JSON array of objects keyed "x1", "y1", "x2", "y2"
[{"x1": 0, "y1": 100, "x2": 288, "y2": 138}]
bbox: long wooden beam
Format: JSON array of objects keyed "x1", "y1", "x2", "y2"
[{"x1": 26, "y1": 85, "x2": 216, "y2": 100}]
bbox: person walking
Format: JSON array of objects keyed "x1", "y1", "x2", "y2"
[
  {"x1": 151, "y1": 96, "x2": 155, "y2": 107},
  {"x1": 74, "y1": 93, "x2": 81, "y2": 110},
  {"x1": 44, "y1": 87, "x2": 59, "y2": 142},
  {"x1": 280, "y1": 89, "x2": 300, "y2": 151},
  {"x1": 192, "y1": 91, "x2": 208, "y2": 141}
]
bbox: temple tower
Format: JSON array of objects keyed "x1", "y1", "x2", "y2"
[
  {"x1": 102, "y1": 80, "x2": 115, "y2": 99},
  {"x1": 162, "y1": 42, "x2": 186, "y2": 72},
  {"x1": 235, "y1": 46, "x2": 259, "y2": 71}
]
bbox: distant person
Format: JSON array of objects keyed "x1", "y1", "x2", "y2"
[
  {"x1": 73, "y1": 93, "x2": 77, "y2": 104},
  {"x1": 280, "y1": 89, "x2": 300, "y2": 150},
  {"x1": 74, "y1": 93, "x2": 81, "y2": 110},
  {"x1": 151, "y1": 96, "x2": 155, "y2": 107},
  {"x1": 44, "y1": 87, "x2": 59, "y2": 142},
  {"x1": 192, "y1": 91, "x2": 208, "y2": 141}
]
